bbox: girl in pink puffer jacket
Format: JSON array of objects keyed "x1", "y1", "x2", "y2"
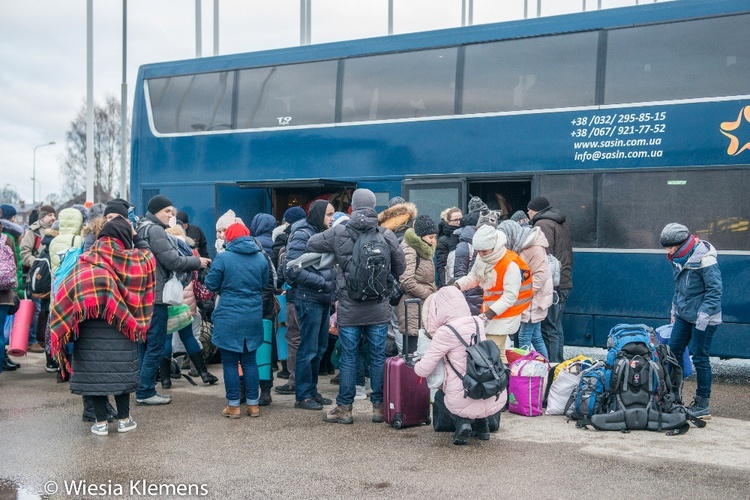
[{"x1": 414, "y1": 286, "x2": 505, "y2": 445}]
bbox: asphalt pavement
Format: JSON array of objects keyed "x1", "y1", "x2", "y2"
[{"x1": 1, "y1": 348, "x2": 749, "y2": 500}]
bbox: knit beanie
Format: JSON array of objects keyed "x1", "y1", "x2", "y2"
[
  {"x1": 283, "y1": 206, "x2": 306, "y2": 224},
  {"x1": 38, "y1": 205, "x2": 56, "y2": 218},
  {"x1": 467, "y1": 196, "x2": 487, "y2": 213},
  {"x1": 477, "y1": 210, "x2": 502, "y2": 228},
  {"x1": 88, "y1": 203, "x2": 106, "y2": 220},
  {"x1": 527, "y1": 196, "x2": 550, "y2": 212},
  {"x1": 473, "y1": 225, "x2": 499, "y2": 251},
  {"x1": 388, "y1": 196, "x2": 406, "y2": 208},
  {"x1": 176, "y1": 211, "x2": 189, "y2": 224},
  {"x1": 0, "y1": 204, "x2": 17, "y2": 219},
  {"x1": 104, "y1": 198, "x2": 130, "y2": 219},
  {"x1": 660, "y1": 223, "x2": 690, "y2": 247},
  {"x1": 413, "y1": 214, "x2": 438, "y2": 237},
  {"x1": 332, "y1": 213, "x2": 349, "y2": 228},
  {"x1": 147, "y1": 195, "x2": 172, "y2": 215},
  {"x1": 216, "y1": 209, "x2": 237, "y2": 232},
  {"x1": 351, "y1": 188, "x2": 377, "y2": 211},
  {"x1": 510, "y1": 210, "x2": 528, "y2": 223},
  {"x1": 225, "y1": 222, "x2": 250, "y2": 243}
]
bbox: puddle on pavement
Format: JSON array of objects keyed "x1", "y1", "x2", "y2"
[{"x1": 0, "y1": 479, "x2": 42, "y2": 499}]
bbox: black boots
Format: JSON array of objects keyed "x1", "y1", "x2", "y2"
[
  {"x1": 452, "y1": 417, "x2": 472, "y2": 445},
  {"x1": 4, "y1": 352, "x2": 20, "y2": 371},
  {"x1": 258, "y1": 380, "x2": 272, "y2": 406},
  {"x1": 189, "y1": 353, "x2": 218, "y2": 385},
  {"x1": 277, "y1": 360, "x2": 290, "y2": 379},
  {"x1": 159, "y1": 358, "x2": 172, "y2": 389},
  {"x1": 471, "y1": 418, "x2": 490, "y2": 440}
]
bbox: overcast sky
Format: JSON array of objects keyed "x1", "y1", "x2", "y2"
[{"x1": 1, "y1": 0, "x2": 644, "y2": 206}]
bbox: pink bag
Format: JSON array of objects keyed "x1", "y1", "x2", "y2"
[{"x1": 508, "y1": 352, "x2": 550, "y2": 417}]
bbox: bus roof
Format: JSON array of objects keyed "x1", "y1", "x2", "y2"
[{"x1": 138, "y1": 0, "x2": 750, "y2": 79}]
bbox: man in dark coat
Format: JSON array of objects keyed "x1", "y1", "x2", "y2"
[
  {"x1": 285, "y1": 200, "x2": 337, "y2": 411},
  {"x1": 308, "y1": 189, "x2": 406, "y2": 424},
  {"x1": 175, "y1": 211, "x2": 209, "y2": 259},
  {"x1": 136, "y1": 196, "x2": 210, "y2": 405},
  {"x1": 527, "y1": 196, "x2": 573, "y2": 363},
  {"x1": 436, "y1": 207, "x2": 462, "y2": 287}
]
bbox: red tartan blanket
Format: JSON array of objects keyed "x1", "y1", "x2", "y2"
[{"x1": 50, "y1": 237, "x2": 156, "y2": 375}]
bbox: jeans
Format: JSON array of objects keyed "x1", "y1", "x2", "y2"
[
  {"x1": 294, "y1": 299, "x2": 330, "y2": 401},
  {"x1": 518, "y1": 321, "x2": 549, "y2": 360},
  {"x1": 221, "y1": 346, "x2": 259, "y2": 406},
  {"x1": 670, "y1": 316, "x2": 717, "y2": 399},
  {"x1": 541, "y1": 288, "x2": 569, "y2": 363},
  {"x1": 0, "y1": 304, "x2": 8, "y2": 375},
  {"x1": 337, "y1": 323, "x2": 387, "y2": 407},
  {"x1": 163, "y1": 324, "x2": 202, "y2": 358},
  {"x1": 137, "y1": 304, "x2": 168, "y2": 399},
  {"x1": 356, "y1": 346, "x2": 369, "y2": 387}
]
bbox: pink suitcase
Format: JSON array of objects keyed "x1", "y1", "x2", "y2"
[{"x1": 383, "y1": 298, "x2": 431, "y2": 429}]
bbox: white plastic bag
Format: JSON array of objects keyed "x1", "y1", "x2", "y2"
[
  {"x1": 416, "y1": 329, "x2": 445, "y2": 391},
  {"x1": 545, "y1": 369, "x2": 580, "y2": 415},
  {"x1": 163, "y1": 273, "x2": 184, "y2": 306}
]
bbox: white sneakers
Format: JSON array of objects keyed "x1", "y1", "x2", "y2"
[{"x1": 90, "y1": 418, "x2": 138, "y2": 436}]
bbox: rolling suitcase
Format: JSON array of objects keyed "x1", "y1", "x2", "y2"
[{"x1": 383, "y1": 298, "x2": 431, "y2": 429}]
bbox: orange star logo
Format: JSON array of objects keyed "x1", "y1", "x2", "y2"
[{"x1": 720, "y1": 105, "x2": 750, "y2": 156}]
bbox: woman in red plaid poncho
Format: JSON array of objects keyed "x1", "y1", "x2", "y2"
[{"x1": 50, "y1": 216, "x2": 156, "y2": 436}]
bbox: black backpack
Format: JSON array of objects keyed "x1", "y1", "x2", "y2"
[
  {"x1": 446, "y1": 320, "x2": 509, "y2": 400},
  {"x1": 345, "y1": 226, "x2": 391, "y2": 302},
  {"x1": 29, "y1": 245, "x2": 52, "y2": 299}
]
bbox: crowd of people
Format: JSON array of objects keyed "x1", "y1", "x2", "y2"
[{"x1": 0, "y1": 189, "x2": 721, "y2": 443}]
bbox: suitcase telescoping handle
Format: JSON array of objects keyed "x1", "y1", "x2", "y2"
[{"x1": 403, "y1": 298, "x2": 422, "y2": 361}]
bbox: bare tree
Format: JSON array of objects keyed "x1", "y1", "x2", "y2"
[
  {"x1": 60, "y1": 95, "x2": 129, "y2": 199},
  {"x1": 0, "y1": 185, "x2": 21, "y2": 205}
]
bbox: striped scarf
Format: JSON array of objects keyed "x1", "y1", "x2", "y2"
[
  {"x1": 668, "y1": 234, "x2": 698, "y2": 267},
  {"x1": 50, "y1": 237, "x2": 156, "y2": 375}
]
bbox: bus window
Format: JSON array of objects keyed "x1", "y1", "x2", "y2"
[
  {"x1": 148, "y1": 71, "x2": 234, "y2": 134},
  {"x1": 341, "y1": 48, "x2": 457, "y2": 123},
  {"x1": 402, "y1": 179, "x2": 466, "y2": 224},
  {"x1": 466, "y1": 180, "x2": 531, "y2": 220},
  {"x1": 605, "y1": 14, "x2": 750, "y2": 103},
  {"x1": 537, "y1": 173, "x2": 597, "y2": 248},
  {"x1": 235, "y1": 60, "x2": 337, "y2": 129},
  {"x1": 598, "y1": 169, "x2": 750, "y2": 250},
  {"x1": 462, "y1": 32, "x2": 598, "y2": 113}
]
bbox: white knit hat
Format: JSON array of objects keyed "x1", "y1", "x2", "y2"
[
  {"x1": 472, "y1": 225, "x2": 498, "y2": 251},
  {"x1": 216, "y1": 209, "x2": 237, "y2": 232}
]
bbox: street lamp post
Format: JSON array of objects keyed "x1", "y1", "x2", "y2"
[{"x1": 32, "y1": 141, "x2": 56, "y2": 205}]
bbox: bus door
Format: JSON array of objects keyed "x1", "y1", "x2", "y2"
[
  {"x1": 234, "y1": 179, "x2": 356, "y2": 222},
  {"x1": 402, "y1": 177, "x2": 467, "y2": 223},
  {"x1": 466, "y1": 178, "x2": 532, "y2": 220}
]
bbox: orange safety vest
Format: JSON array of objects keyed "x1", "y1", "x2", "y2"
[{"x1": 481, "y1": 249, "x2": 533, "y2": 319}]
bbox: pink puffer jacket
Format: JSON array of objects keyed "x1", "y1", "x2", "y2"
[{"x1": 414, "y1": 287, "x2": 506, "y2": 419}]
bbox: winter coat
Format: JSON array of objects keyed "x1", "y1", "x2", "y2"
[
  {"x1": 414, "y1": 287, "x2": 505, "y2": 419},
  {"x1": 1, "y1": 221, "x2": 24, "y2": 299},
  {"x1": 70, "y1": 319, "x2": 139, "y2": 396},
  {"x1": 500, "y1": 224, "x2": 553, "y2": 324},
  {"x1": 20, "y1": 220, "x2": 46, "y2": 269},
  {"x1": 452, "y1": 226, "x2": 482, "y2": 315},
  {"x1": 137, "y1": 213, "x2": 202, "y2": 305},
  {"x1": 378, "y1": 202, "x2": 417, "y2": 241},
  {"x1": 204, "y1": 236, "x2": 268, "y2": 353},
  {"x1": 0, "y1": 230, "x2": 17, "y2": 306},
  {"x1": 436, "y1": 221, "x2": 460, "y2": 287},
  {"x1": 49, "y1": 208, "x2": 84, "y2": 274},
  {"x1": 307, "y1": 207, "x2": 405, "y2": 327},
  {"x1": 530, "y1": 207, "x2": 573, "y2": 290},
  {"x1": 285, "y1": 220, "x2": 336, "y2": 304},
  {"x1": 250, "y1": 213, "x2": 276, "y2": 255},
  {"x1": 670, "y1": 240, "x2": 722, "y2": 327},
  {"x1": 397, "y1": 229, "x2": 438, "y2": 334},
  {"x1": 185, "y1": 223, "x2": 209, "y2": 259}
]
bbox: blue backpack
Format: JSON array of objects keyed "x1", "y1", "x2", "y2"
[
  {"x1": 53, "y1": 245, "x2": 84, "y2": 295},
  {"x1": 564, "y1": 361, "x2": 609, "y2": 423}
]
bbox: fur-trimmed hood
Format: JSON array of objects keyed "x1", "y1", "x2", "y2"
[{"x1": 378, "y1": 202, "x2": 417, "y2": 232}]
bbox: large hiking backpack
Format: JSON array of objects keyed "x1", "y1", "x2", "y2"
[
  {"x1": 590, "y1": 324, "x2": 699, "y2": 433},
  {"x1": 0, "y1": 234, "x2": 18, "y2": 290},
  {"x1": 565, "y1": 361, "x2": 609, "y2": 422},
  {"x1": 29, "y1": 246, "x2": 52, "y2": 299},
  {"x1": 345, "y1": 226, "x2": 391, "y2": 302},
  {"x1": 445, "y1": 320, "x2": 509, "y2": 400}
]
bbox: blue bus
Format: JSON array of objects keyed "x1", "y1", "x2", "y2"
[{"x1": 131, "y1": 0, "x2": 750, "y2": 358}]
